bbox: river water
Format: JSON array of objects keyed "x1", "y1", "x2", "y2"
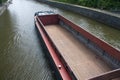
[{"x1": 0, "y1": 0, "x2": 120, "y2": 80}]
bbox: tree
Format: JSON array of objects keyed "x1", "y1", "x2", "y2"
[{"x1": 0, "y1": 0, "x2": 2, "y2": 4}]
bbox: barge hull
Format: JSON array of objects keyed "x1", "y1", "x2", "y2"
[
  {"x1": 35, "y1": 17, "x2": 73, "y2": 80},
  {"x1": 34, "y1": 11, "x2": 120, "y2": 80}
]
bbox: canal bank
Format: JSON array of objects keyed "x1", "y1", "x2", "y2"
[
  {"x1": 0, "y1": 0, "x2": 12, "y2": 15},
  {"x1": 37, "y1": 0, "x2": 120, "y2": 29}
]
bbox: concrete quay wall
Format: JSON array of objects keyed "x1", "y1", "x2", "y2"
[{"x1": 38, "y1": 0, "x2": 120, "y2": 29}]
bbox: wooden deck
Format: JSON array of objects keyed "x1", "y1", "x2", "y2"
[{"x1": 44, "y1": 25, "x2": 112, "y2": 80}]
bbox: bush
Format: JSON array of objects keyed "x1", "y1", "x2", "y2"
[
  {"x1": 0, "y1": 0, "x2": 2, "y2": 4},
  {"x1": 55, "y1": 0, "x2": 120, "y2": 10},
  {"x1": 0, "y1": 0, "x2": 7, "y2": 4}
]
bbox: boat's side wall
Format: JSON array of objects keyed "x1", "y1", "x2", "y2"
[
  {"x1": 35, "y1": 25, "x2": 58, "y2": 79},
  {"x1": 35, "y1": 15, "x2": 77, "y2": 80},
  {"x1": 58, "y1": 15, "x2": 120, "y2": 69},
  {"x1": 38, "y1": 15, "x2": 59, "y2": 26},
  {"x1": 35, "y1": 19, "x2": 63, "y2": 80}
]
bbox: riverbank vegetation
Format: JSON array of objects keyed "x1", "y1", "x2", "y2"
[
  {"x1": 0, "y1": 0, "x2": 7, "y2": 4},
  {"x1": 55, "y1": 0, "x2": 120, "y2": 10}
]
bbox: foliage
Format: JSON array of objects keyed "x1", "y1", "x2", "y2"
[
  {"x1": 55, "y1": 0, "x2": 120, "y2": 10},
  {"x1": 0, "y1": 0, "x2": 7, "y2": 4},
  {"x1": 0, "y1": 0, "x2": 2, "y2": 4}
]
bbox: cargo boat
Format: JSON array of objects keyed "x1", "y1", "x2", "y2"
[{"x1": 34, "y1": 11, "x2": 120, "y2": 80}]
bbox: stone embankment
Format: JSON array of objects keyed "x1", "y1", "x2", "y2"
[
  {"x1": 0, "y1": 0, "x2": 12, "y2": 15},
  {"x1": 37, "y1": 0, "x2": 120, "y2": 29}
]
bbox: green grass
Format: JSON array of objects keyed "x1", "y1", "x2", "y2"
[{"x1": 55, "y1": 0, "x2": 120, "y2": 10}]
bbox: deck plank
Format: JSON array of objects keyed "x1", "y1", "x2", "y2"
[{"x1": 44, "y1": 25, "x2": 112, "y2": 80}]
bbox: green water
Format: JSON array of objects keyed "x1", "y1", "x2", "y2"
[{"x1": 0, "y1": 0, "x2": 120, "y2": 80}]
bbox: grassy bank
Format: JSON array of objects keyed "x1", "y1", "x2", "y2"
[{"x1": 55, "y1": 0, "x2": 120, "y2": 10}]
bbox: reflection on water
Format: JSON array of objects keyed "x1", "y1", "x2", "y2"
[
  {"x1": 0, "y1": 0, "x2": 120, "y2": 80},
  {"x1": 0, "y1": 0, "x2": 56, "y2": 80}
]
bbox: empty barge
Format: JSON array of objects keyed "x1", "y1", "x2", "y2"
[{"x1": 34, "y1": 11, "x2": 120, "y2": 80}]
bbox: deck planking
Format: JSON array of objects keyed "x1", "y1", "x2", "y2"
[{"x1": 44, "y1": 25, "x2": 112, "y2": 80}]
